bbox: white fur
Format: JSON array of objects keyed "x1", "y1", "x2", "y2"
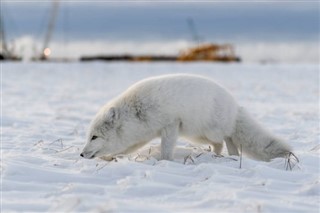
[{"x1": 80, "y1": 74, "x2": 292, "y2": 161}]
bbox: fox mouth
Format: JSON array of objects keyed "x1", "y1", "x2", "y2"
[
  {"x1": 80, "y1": 151, "x2": 99, "y2": 159},
  {"x1": 80, "y1": 151, "x2": 117, "y2": 161}
]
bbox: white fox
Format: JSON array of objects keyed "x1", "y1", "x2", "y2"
[{"x1": 80, "y1": 74, "x2": 292, "y2": 162}]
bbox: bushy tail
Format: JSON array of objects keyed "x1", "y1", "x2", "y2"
[{"x1": 231, "y1": 107, "x2": 292, "y2": 162}]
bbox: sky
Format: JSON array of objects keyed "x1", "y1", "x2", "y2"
[{"x1": 1, "y1": 1, "x2": 319, "y2": 62}]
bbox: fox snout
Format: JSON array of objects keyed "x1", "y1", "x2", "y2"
[{"x1": 80, "y1": 151, "x2": 96, "y2": 159}]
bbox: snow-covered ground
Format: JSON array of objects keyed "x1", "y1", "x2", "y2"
[{"x1": 1, "y1": 62, "x2": 319, "y2": 212}]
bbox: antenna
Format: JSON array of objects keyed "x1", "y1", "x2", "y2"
[{"x1": 187, "y1": 18, "x2": 201, "y2": 45}]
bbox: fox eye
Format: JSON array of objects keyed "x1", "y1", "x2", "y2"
[{"x1": 91, "y1": 135, "x2": 98, "y2": 140}]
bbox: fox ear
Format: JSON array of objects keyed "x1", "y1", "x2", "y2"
[{"x1": 105, "y1": 107, "x2": 120, "y2": 124}]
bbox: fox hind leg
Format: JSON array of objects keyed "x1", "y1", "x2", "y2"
[{"x1": 212, "y1": 143, "x2": 223, "y2": 155}]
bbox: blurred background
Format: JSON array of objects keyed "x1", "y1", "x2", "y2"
[
  {"x1": 1, "y1": 1, "x2": 319, "y2": 63},
  {"x1": 2, "y1": 3, "x2": 319, "y2": 212}
]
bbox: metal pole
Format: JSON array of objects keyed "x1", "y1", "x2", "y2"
[{"x1": 41, "y1": 0, "x2": 59, "y2": 59}]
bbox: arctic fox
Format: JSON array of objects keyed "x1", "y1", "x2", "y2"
[{"x1": 80, "y1": 74, "x2": 292, "y2": 162}]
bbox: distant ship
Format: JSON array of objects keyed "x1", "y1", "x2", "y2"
[
  {"x1": 80, "y1": 43, "x2": 241, "y2": 62},
  {"x1": 80, "y1": 18, "x2": 240, "y2": 63}
]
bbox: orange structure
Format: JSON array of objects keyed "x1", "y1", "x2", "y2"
[{"x1": 178, "y1": 43, "x2": 240, "y2": 62}]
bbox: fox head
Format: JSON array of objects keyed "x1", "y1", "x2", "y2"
[{"x1": 80, "y1": 107, "x2": 124, "y2": 159}]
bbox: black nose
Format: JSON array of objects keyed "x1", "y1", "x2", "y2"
[{"x1": 80, "y1": 153, "x2": 84, "y2": 157}]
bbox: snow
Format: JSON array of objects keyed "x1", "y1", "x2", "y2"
[{"x1": 1, "y1": 62, "x2": 319, "y2": 212}]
